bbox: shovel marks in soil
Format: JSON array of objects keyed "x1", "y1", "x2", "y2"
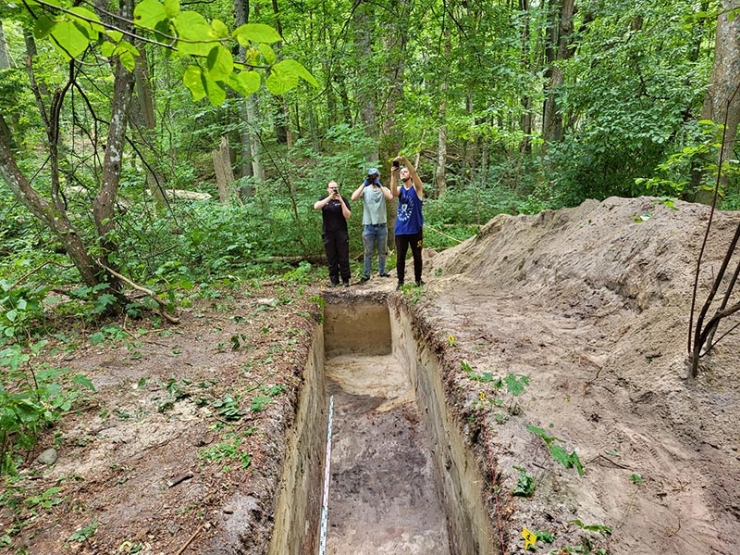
[{"x1": 325, "y1": 354, "x2": 450, "y2": 555}]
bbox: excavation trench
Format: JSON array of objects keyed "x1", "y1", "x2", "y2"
[{"x1": 268, "y1": 293, "x2": 497, "y2": 555}]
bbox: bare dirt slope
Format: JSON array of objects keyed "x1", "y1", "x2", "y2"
[
  {"x1": 2, "y1": 196, "x2": 739, "y2": 555},
  {"x1": 421, "y1": 196, "x2": 740, "y2": 554}
]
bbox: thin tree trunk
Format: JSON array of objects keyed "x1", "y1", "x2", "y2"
[
  {"x1": 0, "y1": 116, "x2": 99, "y2": 286},
  {"x1": 355, "y1": 2, "x2": 377, "y2": 159},
  {"x1": 436, "y1": 26, "x2": 451, "y2": 196},
  {"x1": 695, "y1": 0, "x2": 740, "y2": 204},
  {"x1": 519, "y1": 0, "x2": 533, "y2": 153},
  {"x1": 0, "y1": 21, "x2": 11, "y2": 69},
  {"x1": 93, "y1": 0, "x2": 136, "y2": 287},
  {"x1": 542, "y1": 0, "x2": 576, "y2": 143}
]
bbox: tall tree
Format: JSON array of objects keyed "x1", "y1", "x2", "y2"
[
  {"x1": 0, "y1": 20, "x2": 11, "y2": 69},
  {"x1": 698, "y1": 0, "x2": 740, "y2": 200},
  {"x1": 542, "y1": 0, "x2": 576, "y2": 143}
]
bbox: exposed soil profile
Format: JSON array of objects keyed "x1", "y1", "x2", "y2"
[
  {"x1": 325, "y1": 354, "x2": 449, "y2": 554},
  {"x1": 2, "y1": 196, "x2": 740, "y2": 555}
]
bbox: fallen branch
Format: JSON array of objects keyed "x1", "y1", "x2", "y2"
[
  {"x1": 98, "y1": 263, "x2": 179, "y2": 324},
  {"x1": 175, "y1": 525, "x2": 203, "y2": 555}
]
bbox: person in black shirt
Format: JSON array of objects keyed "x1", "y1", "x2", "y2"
[{"x1": 314, "y1": 180, "x2": 352, "y2": 287}]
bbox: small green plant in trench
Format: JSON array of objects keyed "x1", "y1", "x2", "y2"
[
  {"x1": 554, "y1": 520, "x2": 612, "y2": 555},
  {"x1": 199, "y1": 436, "x2": 252, "y2": 470},
  {"x1": 527, "y1": 424, "x2": 584, "y2": 477},
  {"x1": 462, "y1": 360, "x2": 529, "y2": 421},
  {"x1": 512, "y1": 466, "x2": 536, "y2": 497}
]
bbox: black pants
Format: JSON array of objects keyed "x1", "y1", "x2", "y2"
[
  {"x1": 323, "y1": 229, "x2": 351, "y2": 284},
  {"x1": 395, "y1": 230, "x2": 423, "y2": 284}
]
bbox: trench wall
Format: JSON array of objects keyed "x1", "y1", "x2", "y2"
[
  {"x1": 267, "y1": 322, "x2": 327, "y2": 555},
  {"x1": 269, "y1": 293, "x2": 497, "y2": 554},
  {"x1": 389, "y1": 300, "x2": 498, "y2": 555}
]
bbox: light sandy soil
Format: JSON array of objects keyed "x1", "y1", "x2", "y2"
[
  {"x1": 421, "y1": 196, "x2": 740, "y2": 554},
  {"x1": 2, "y1": 196, "x2": 739, "y2": 555}
]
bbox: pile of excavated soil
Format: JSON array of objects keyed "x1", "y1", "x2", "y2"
[{"x1": 418, "y1": 196, "x2": 740, "y2": 554}]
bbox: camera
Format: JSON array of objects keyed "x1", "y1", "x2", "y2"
[
  {"x1": 330, "y1": 188, "x2": 338, "y2": 194},
  {"x1": 392, "y1": 160, "x2": 400, "y2": 168}
]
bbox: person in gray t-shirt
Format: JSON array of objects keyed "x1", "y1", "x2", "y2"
[{"x1": 351, "y1": 168, "x2": 393, "y2": 282}]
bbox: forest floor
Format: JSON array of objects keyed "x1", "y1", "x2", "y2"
[{"x1": 2, "y1": 196, "x2": 740, "y2": 555}]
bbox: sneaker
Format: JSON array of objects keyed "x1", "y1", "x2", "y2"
[
  {"x1": 379, "y1": 272, "x2": 391, "y2": 277},
  {"x1": 396, "y1": 282, "x2": 404, "y2": 291},
  {"x1": 416, "y1": 280, "x2": 425, "y2": 287},
  {"x1": 342, "y1": 282, "x2": 350, "y2": 288},
  {"x1": 329, "y1": 281, "x2": 339, "y2": 287},
  {"x1": 359, "y1": 275, "x2": 370, "y2": 283}
]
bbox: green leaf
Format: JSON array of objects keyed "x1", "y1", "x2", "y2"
[
  {"x1": 163, "y1": 0, "x2": 180, "y2": 18},
  {"x1": 69, "y1": 6, "x2": 104, "y2": 39},
  {"x1": 103, "y1": 28, "x2": 123, "y2": 42},
  {"x1": 51, "y1": 20, "x2": 90, "y2": 60},
  {"x1": 202, "y1": 70, "x2": 226, "y2": 106},
  {"x1": 211, "y1": 19, "x2": 229, "y2": 39},
  {"x1": 504, "y1": 373, "x2": 530, "y2": 397},
  {"x1": 174, "y1": 10, "x2": 214, "y2": 56},
  {"x1": 259, "y1": 43, "x2": 276, "y2": 65},
  {"x1": 266, "y1": 68, "x2": 296, "y2": 94},
  {"x1": 183, "y1": 65, "x2": 206, "y2": 101},
  {"x1": 73, "y1": 374, "x2": 97, "y2": 392},
  {"x1": 549, "y1": 444, "x2": 572, "y2": 467},
  {"x1": 33, "y1": 15, "x2": 55, "y2": 39},
  {"x1": 233, "y1": 23, "x2": 282, "y2": 46},
  {"x1": 271, "y1": 59, "x2": 318, "y2": 87},
  {"x1": 227, "y1": 71, "x2": 260, "y2": 96},
  {"x1": 206, "y1": 45, "x2": 233, "y2": 82},
  {"x1": 133, "y1": 0, "x2": 168, "y2": 31},
  {"x1": 101, "y1": 41, "x2": 115, "y2": 58}
]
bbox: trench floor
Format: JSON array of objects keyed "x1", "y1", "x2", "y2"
[{"x1": 325, "y1": 353, "x2": 450, "y2": 555}]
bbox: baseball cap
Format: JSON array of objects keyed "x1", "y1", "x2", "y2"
[{"x1": 367, "y1": 167, "x2": 379, "y2": 176}]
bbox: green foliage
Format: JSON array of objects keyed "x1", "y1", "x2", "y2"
[
  {"x1": 0, "y1": 280, "x2": 49, "y2": 343},
  {"x1": 512, "y1": 465, "x2": 536, "y2": 497},
  {"x1": 67, "y1": 521, "x2": 97, "y2": 543},
  {"x1": 211, "y1": 393, "x2": 242, "y2": 421},
  {"x1": 527, "y1": 425, "x2": 584, "y2": 477},
  {"x1": 199, "y1": 436, "x2": 252, "y2": 469},
  {"x1": 635, "y1": 120, "x2": 724, "y2": 197},
  {"x1": 25, "y1": 0, "x2": 315, "y2": 106},
  {"x1": 0, "y1": 342, "x2": 96, "y2": 475}
]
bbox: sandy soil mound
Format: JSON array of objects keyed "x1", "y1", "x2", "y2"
[{"x1": 420, "y1": 196, "x2": 740, "y2": 554}]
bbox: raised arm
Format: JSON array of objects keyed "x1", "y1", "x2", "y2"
[
  {"x1": 351, "y1": 182, "x2": 365, "y2": 201},
  {"x1": 390, "y1": 161, "x2": 401, "y2": 198},
  {"x1": 400, "y1": 156, "x2": 423, "y2": 199}
]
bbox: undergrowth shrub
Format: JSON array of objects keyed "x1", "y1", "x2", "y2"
[{"x1": 0, "y1": 342, "x2": 96, "y2": 476}]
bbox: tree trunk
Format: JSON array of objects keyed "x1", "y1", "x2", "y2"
[
  {"x1": 92, "y1": 0, "x2": 136, "y2": 287},
  {"x1": 355, "y1": 2, "x2": 378, "y2": 159},
  {"x1": 695, "y1": 0, "x2": 740, "y2": 204},
  {"x1": 542, "y1": 0, "x2": 576, "y2": 143},
  {"x1": 234, "y1": 0, "x2": 261, "y2": 195},
  {"x1": 0, "y1": 115, "x2": 100, "y2": 286},
  {"x1": 0, "y1": 21, "x2": 11, "y2": 69},
  {"x1": 519, "y1": 0, "x2": 533, "y2": 153},
  {"x1": 436, "y1": 26, "x2": 451, "y2": 196},
  {"x1": 213, "y1": 136, "x2": 234, "y2": 203}
]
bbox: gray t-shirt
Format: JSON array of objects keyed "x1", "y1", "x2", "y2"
[{"x1": 360, "y1": 186, "x2": 387, "y2": 225}]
